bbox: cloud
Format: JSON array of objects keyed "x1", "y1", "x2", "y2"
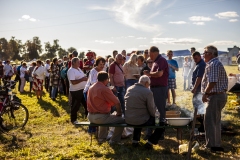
[
  {"x1": 169, "y1": 21, "x2": 186, "y2": 24},
  {"x1": 22, "y1": 15, "x2": 30, "y2": 19},
  {"x1": 29, "y1": 18, "x2": 36, "y2": 22},
  {"x1": 215, "y1": 11, "x2": 239, "y2": 19},
  {"x1": 90, "y1": 0, "x2": 162, "y2": 32},
  {"x1": 136, "y1": 37, "x2": 146, "y2": 39},
  {"x1": 95, "y1": 40, "x2": 114, "y2": 44},
  {"x1": 139, "y1": 45, "x2": 148, "y2": 47},
  {"x1": 128, "y1": 36, "x2": 134, "y2": 38},
  {"x1": 193, "y1": 22, "x2": 205, "y2": 25},
  {"x1": 210, "y1": 41, "x2": 237, "y2": 45},
  {"x1": 19, "y1": 15, "x2": 38, "y2": 22},
  {"x1": 189, "y1": 16, "x2": 212, "y2": 21},
  {"x1": 151, "y1": 38, "x2": 201, "y2": 45},
  {"x1": 229, "y1": 19, "x2": 238, "y2": 22}
]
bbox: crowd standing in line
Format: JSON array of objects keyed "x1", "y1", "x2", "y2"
[{"x1": 1, "y1": 45, "x2": 228, "y2": 152}]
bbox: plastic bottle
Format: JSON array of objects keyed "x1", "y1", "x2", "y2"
[{"x1": 155, "y1": 109, "x2": 160, "y2": 126}]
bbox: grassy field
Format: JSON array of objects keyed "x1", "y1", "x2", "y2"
[{"x1": 0, "y1": 65, "x2": 240, "y2": 160}]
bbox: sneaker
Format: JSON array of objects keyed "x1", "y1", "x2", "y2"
[
  {"x1": 71, "y1": 120, "x2": 78, "y2": 125},
  {"x1": 144, "y1": 142, "x2": 153, "y2": 150}
]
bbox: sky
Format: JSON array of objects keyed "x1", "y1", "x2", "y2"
[{"x1": 0, "y1": 0, "x2": 240, "y2": 57}]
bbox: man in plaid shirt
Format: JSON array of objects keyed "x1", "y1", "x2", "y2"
[{"x1": 201, "y1": 45, "x2": 228, "y2": 152}]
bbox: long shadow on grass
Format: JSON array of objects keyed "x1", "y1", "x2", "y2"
[
  {"x1": 56, "y1": 94, "x2": 70, "y2": 114},
  {"x1": 0, "y1": 129, "x2": 32, "y2": 152},
  {"x1": 37, "y1": 99, "x2": 60, "y2": 117},
  {"x1": 104, "y1": 142, "x2": 186, "y2": 159}
]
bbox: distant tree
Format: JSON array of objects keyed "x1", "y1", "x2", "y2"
[
  {"x1": 9, "y1": 37, "x2": 24, "y2": 60},
  {"x1": 78, "y1": 52, "x2": 85, "y2": 59},
  {"x1": 58, "y1": 47, "x2": 67, "y2": 59},
  {"x1": 0, "y1": 37, "x2": 9, "y2": 60},
  {"x1": 67, "y1": 47, "x2": 77, "y2": 54},
  {"x1": 39, "y1": 53, "x2": 48, "y2": 61},
  {"x1": 45, "y1": 39, "x2": 60, "y2": 59},
  {"x1": 24, "y1": 37, "x2": 42, "y2": 61}
]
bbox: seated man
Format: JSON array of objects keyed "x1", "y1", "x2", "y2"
[
  {"x1": 87, "y1": 71, "x2": 124, "y2": 144},
  {"x1": 125, "y1": 75, "x2": 164, "y2": 149}
]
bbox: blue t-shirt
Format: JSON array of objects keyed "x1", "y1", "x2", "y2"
[
  {"x1": 167, "y1": 59, "x2": 178, "y2": 79},
  {"x1": 192, "y1": 59, "x2": 206, "y2": 92}
]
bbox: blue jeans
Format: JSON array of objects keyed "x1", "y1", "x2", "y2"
[
  {"x1": 115, "y1": 86, "x2": 126, "y2": 115},
  {"x1": 51, "y1": 86, "x2": 58, "y2": 99},
  {"x1": 125, "y1": 79, "x2": 138, "y2": 90}
]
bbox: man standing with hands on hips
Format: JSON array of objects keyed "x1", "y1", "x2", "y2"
[
  {"x1": 201, "y1": 45, "x2": 227, "y2": 152},
  {"x1": 143, "y1": 46, "x2": 169, "y2": 140}
]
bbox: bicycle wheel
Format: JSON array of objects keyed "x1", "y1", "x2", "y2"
[{"x1": 0, "y1": 103, "x2": 29, "y2": 131}]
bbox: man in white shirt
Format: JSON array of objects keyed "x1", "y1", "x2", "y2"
[
  {"x1": 44, "y1": 59, "x2": 50, "y2": 92},
  {"x1": 67, "y1": 57, "x2": 88, "y2": 123},
  {"x1": 3, "y1": 60, "x2": 14, "y2": 81}
]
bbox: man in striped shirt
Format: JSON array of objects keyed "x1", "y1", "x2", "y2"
[{"x1": 201, "y1": 45, "x2": 228, "y2": 152}]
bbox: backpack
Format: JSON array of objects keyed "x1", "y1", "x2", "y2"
[{"x1": 61, "y1": 66, "x2": 68, "y2": 79}]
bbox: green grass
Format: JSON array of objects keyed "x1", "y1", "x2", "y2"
[{"x1": 0, "y1": 65, "x2": 240, "y2": 160}]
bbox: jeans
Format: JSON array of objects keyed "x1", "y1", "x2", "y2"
[
  {"x1": 115, "y1": 86, "x2": 126, "y2": 115},
  {"x1": 30, "y1": 81, "x2": 33, "y2": 92},
  {"x1": 51, "y1": 86, "x2": 58, "y2": 99},
  {"x1": 45, "y1": 76, "x2": 50, "y2": 92},
  {"x1": 131, "y1": 116, "x2": 164, "y2": 144},
  {"x1": 125, "y1": 79, "x2": 138, "y2": 90},
  {"x1": 70, "y1": 89, "x2": 88, "y2": 122},
  {"x1": 151, "y1": 86, "x2": 168, "y2": 121}
]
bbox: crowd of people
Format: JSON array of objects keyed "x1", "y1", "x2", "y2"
[{"x1": 2, "y1": 45, "x2": 228, "y2": 152}]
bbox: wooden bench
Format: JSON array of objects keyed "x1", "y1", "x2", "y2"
[{"x1": 74, "y1": 122, "x2": 189, "y2": 146}]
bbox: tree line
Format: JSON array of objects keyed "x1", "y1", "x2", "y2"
[{"x1": 0, "y1": 36, "x2": 85, "y2": 61}]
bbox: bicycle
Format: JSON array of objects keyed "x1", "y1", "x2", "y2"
[{"x1": 0, "y1": 80, "x2": 29, "y2": 132}]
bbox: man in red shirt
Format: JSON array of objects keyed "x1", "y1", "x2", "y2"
[{"x1": 87, "y1": 71, "x2": 124, "y2": 144}]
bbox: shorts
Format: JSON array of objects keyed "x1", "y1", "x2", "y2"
[{"x1": 168, "y1": 79, "x2": 176, "y2": 89}]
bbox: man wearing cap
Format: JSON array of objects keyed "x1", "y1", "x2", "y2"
[
  {"x1": 143, "y1": 46, "x2": 169, "y2": 140},
  {"x1": 83, "y1": 52, "x2": 95, "y2": 73}
]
